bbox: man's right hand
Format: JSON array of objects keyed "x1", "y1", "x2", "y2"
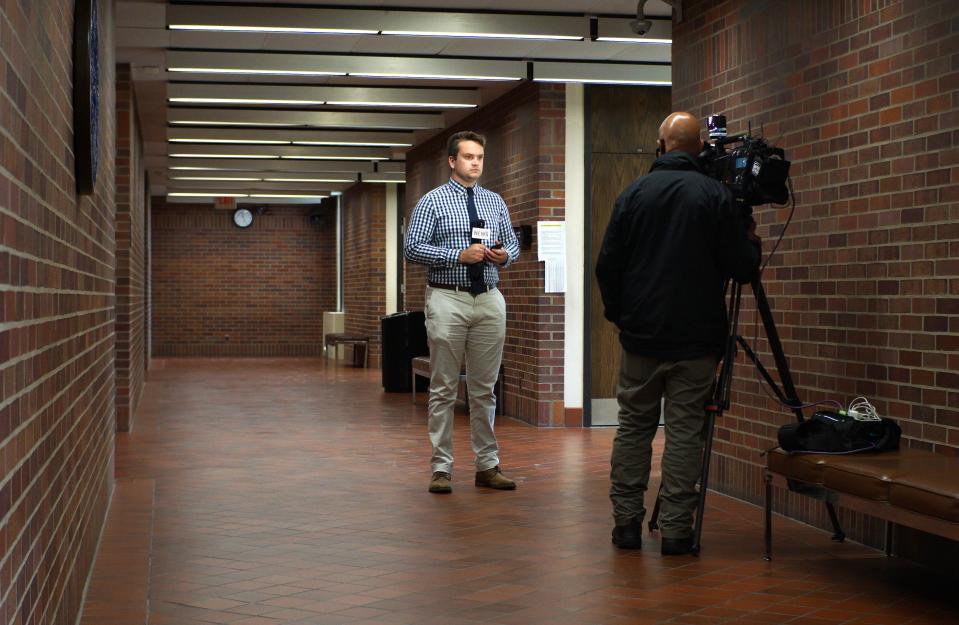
[{"x1": 459, "y1": 243, "x2": 486, "y2": 264}]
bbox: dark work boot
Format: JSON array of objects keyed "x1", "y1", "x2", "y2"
[
  {"x1": 661, "y1": 535, "x2": 695, "y2": 555},
  {"x1": 611, "y1": 518, "x2": 643, "y2": 550},
  {"x1": 429, "y1": 471, "x2": 452, "y2": 494},
  {"x1": 474, "y1": 466, "x2": 516, "y2": 490}
]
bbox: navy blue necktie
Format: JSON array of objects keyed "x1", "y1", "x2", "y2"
[{"x1": 466, "y1": 187, "x2": 486, "y2": 294}]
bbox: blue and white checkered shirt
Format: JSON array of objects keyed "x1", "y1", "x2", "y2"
[{"x1": 405, "y1": 178, "x2": 520, "y2": 287}]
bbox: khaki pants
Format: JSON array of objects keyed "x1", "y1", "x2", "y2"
[
  {"x1": 425, "y1": 287, "x2": 506, "y2": 474},
  {"x1": 610, "y1": 349, "x2": 718, "y2": 538}
]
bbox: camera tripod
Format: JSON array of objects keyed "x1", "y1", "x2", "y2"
[{"x1": 646, "y1": 274, "x2": 845, "y2": 554}]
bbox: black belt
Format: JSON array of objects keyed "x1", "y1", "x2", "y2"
[{"x1": 428, "y1": 281, "x2": 494, "y2": 293}]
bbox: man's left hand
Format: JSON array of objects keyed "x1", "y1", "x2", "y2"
[{"x1": 485, "y1": 244, "x2": 508, "y2": 265}]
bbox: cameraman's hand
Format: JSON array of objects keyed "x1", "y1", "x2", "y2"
[{"x1": 459, "y1": 243, "x2": 486, "y2": 264}]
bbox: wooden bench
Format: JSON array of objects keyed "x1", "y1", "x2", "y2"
[
  {"x1": 411, "y1": 356, "x2": 504, "y2": 415},
  {"x1": 323, "y1": 333, "x2": 369, "y2": 368},
  {"x1": 764, "y1": 447, "x2": 959, "y2": 560}
]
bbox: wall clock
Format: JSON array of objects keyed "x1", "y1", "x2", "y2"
[{"x1": 233, "y1": 207, "x2": 254, "y2": 229}]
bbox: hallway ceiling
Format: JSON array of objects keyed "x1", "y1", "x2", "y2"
[{"x1": 115, "y1": 1, "x2": 674, "y2": 203}]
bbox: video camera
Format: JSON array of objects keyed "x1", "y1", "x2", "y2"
[{"x1": 699, "y1": 115, "x2": 791, "y2": 207}]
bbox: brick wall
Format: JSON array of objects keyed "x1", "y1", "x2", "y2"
[
  {"x1": 0, "y1": 1, "x2": 117, "y2": 623},
  {"x1": 115, "y1": 64, "x2": 147, "y2": 432},
  {"x1": 405, "y1": 83, "x2": 567, "y2": 426},
  {"x1": 341, "y1": 183, "x2": 386, "y2": 367},
  {"x1": 151, "y1": 202, "x2": 336, "y2": 356},
  {"x1": 673, "y1": 0, "x2": 959, "y2": 543}
]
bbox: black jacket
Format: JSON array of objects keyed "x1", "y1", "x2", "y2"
[{"x1": 596, "y1": 151, "x2": 760, "y2": 360}]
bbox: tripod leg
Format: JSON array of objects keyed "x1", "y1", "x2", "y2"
[
  {"x1": 648, "y1": 484, "x2": 662, "y2": 531},
  {"x1": 826, "y1": 502, "x2": 845, "y2": 542},
  {"x1": 691, "y1": 411, "x2": 718, "y2": 555},
  {"x1": 764, "y1": 472, "x2": 773, "y2": 561}
]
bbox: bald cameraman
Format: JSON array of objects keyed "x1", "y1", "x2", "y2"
[{"x1": 596, "y1": 112, "x2": 761, "y2": 555}]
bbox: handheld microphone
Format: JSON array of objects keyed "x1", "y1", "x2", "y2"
[{"x1": 471, "y1": 218, "x2": 485, "y2": 244}]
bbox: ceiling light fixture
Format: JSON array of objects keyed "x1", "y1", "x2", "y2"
[
  {"x1": 533, "y1": 78, "x2": 671, "y2": 85},
  {"x1": 169, "y1": 25, "x2": 377, "y2": 35},
  {"x1": 169, "y1": 121, "x2": 294, "y2": 127},
  {"x1": 169, "y1": 97, "x2": 325, "y2": 106},
  {"x1": 594, "y1": 36, "x2": 671, "y2": 44},
  {"x1": 264, "y1": 177, "x2": 354, "y2": 183},
  {"x1": 171, "y1": 176, "x2": 262, "y2": 181},
  {"x1": 324, "y1": 101, "x2": 476, "y2": 108},
  {"x1": 168, "y1": 193, "x2": 247, "y2": 197},
  {"x1": 169, "y1": 138, "x2": 292, "y2": 145},
  {"x1": 280, "y1": 155, "x2": 388, "y2": 161},
  {"x1": 168, "y1": 67, "x2": 347, "y2": 77},
  {"x1": 349, "y1": 72, "x2": 520, "y2": 81},
  {"x1": 292, "y1": 141, "x2": 412, "y2": 147},
  {"x1": 169, "y1": 153, "x2": 280, "y2": 159},
  {"x1": 169, "y1": 166, "x2": 230, "y2": 171},
  {"x1": 380, "y1": 30, "x2": 581, "y2": 41},
  {"x1": 363, "y1": 179, "x2": 408, "y2": 184},
  {"x1": 250, "y1": 194, "x2": 328, "y2": 199}
]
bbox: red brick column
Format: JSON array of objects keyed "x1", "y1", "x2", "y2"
[{"x1": 342, "y1": 183, "x2": 387, "y2": 367}]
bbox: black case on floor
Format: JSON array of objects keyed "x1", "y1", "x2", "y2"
[{"x1": 381, "y1": 311, "x2": 428, "y2": 392}]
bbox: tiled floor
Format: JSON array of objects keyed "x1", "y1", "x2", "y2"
[{"x1": 82, "y1": 359, "x2": 956, "y2": 625}]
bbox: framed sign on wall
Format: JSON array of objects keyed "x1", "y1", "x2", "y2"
[{"x1": 74, "y1": 0, "x2": 100, "y2": 195}]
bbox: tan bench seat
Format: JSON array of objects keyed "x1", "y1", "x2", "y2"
[{"x1": 765, "y1": 447, "x2": 959, "y2": 559}]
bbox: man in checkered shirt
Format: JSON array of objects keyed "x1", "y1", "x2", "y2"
[{"x1": 405, "y1": 131, "x2": 521, "y2": 494}]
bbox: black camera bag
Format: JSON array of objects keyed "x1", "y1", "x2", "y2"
[{"x1": 777, "y1": 411, "x2": 901, "y2": 454}]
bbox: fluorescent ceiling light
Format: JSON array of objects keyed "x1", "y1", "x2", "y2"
[
  {"x1": 171, "y1": 176, "x2": 262, "y2": 181},
  {"x1": 250, "y1": 194, "x2": 328, "y2": 199},
  {"x1": 281, "y1": 155, "x2": 388, "y2": 161},
  {"x1": 594, "y1": 16, "x2": 672, "y2": 45},
  {"x1": 331, "y1": 191, "x2": 343, "y2": 196},
  {"x1": 349, "y1": 72, "x2": 519, "y2": 81},
  {"x1": 363, "y1": 179, "x2": 407, "y2": 184},
  {"x1": 533, "y1": 78, "x2": 671, "y2": 85},
  {"x1": 169, "y1": 166, "x2": 229, "y2": 170},
  {"x1": 170, "y1": 153, "x2": 279, "y2": 159},
  {"x1": 167, "y1": 50, "x2": 524, "y2": 83},
  {"x1": 292, "y1": 141, "x2": 412, "y2": 147},
  {"x1": 168, "y1": 193, "x2": 247, "y2": 197},
  {"x1": 168, "y1": 5, "x2": 586, "y2": 41},
  {"x1": 324, "y1": 101, "x2": 476, "y2": 108},
  {"x1": 380, "y1": 30, "x2": 580, "y2": 40},
  {"x1": 595, "y1": 36, "x2": 671, "y2": 44},
  {"x1": 264, "y1": 177, "x2": 354, "y2": 183},
  {"x1": 533, "y1": 61, "x2": 671, "y2": 87},
  {"x1": 169, "y1": 97, "x2": 325, "y2": 106},
  {"x1": 170, "y1": 25, "x2": 377, "y2": 35},
  {"x1": 170, "y1": 120, "x2": 292, "y2": 126},
  {"x1": 168, "y1": 67, "x2": 346, "y2": 76},
  {"x1": 169, "y1": 138, "x2": 291, "y2": 144}
]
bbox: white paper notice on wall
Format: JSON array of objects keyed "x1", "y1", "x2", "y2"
[
  {"x1": 537, "y1": 221, "x2": 566, "y2": 260},
  {"x1": 537, "y1": 221, "x2": 567, "y2": 293},
  {"x1": 544, "y1": 257, "x2": 567, "y2": 293}
]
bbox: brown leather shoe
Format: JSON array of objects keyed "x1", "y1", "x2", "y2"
[
  {"x1": 429, "y1": 471, "x2": 452, "y2": 494},
  {"x1": 475, "y1": 466, "x2": 516, "y2": 490}
]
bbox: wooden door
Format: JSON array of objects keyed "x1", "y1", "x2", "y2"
[{"x1": 587, "y1": 86, "x2": 671, "y2": 425}]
